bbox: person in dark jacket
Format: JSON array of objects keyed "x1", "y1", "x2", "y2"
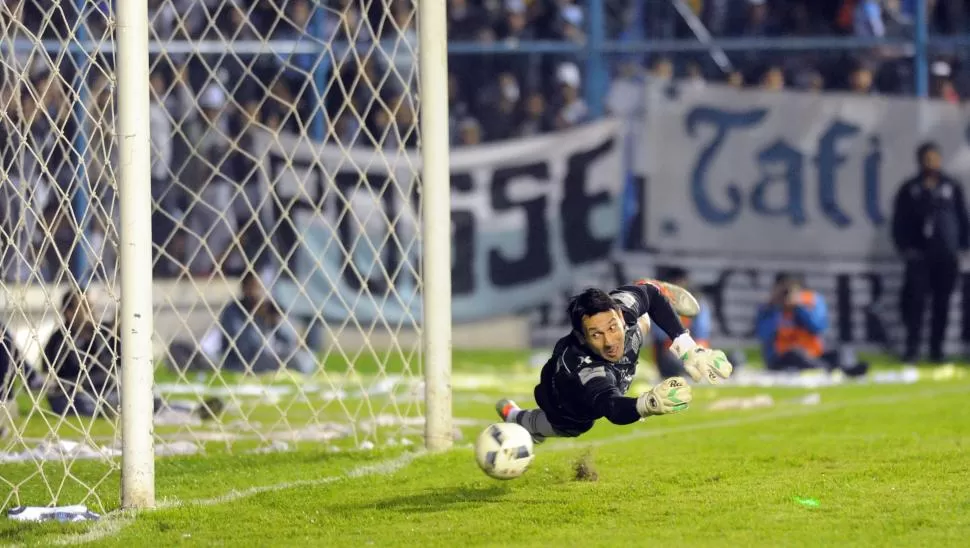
[
  {"x1": 891, "y1": 141, "x2": 970, "y2": 363},
  {"x1": 43, "y1": 290, "x2": 121, "y2": 418}
]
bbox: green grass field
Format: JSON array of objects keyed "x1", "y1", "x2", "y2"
[{"x1": 2, "y1": 350, "x2": 970, "y2": 547}]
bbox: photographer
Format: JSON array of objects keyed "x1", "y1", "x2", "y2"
[{"x1": 755, "y1": 273, "x2": 868, "y2": 377}]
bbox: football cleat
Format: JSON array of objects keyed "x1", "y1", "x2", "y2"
[
  {"x1": 634, "y1": 279, "x2": 701, "y2": 317},
  {"x1": 495, "y1": 398, "x2": 519, "y2": 422}
]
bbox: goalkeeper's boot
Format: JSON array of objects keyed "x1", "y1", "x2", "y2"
[
  {"x1": 634, "y1": 279, "x2": 700, "y2": 317},
  {"x1": 496, "y1": 399, "x2": 546, "y2": 445},
  {"x1": 496, "y1": 399, "x2": 519, "y2": 422}
]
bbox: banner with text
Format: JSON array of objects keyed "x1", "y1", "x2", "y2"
[
  {"x1": 254, "y1": 119, "x2": 624, "y2": 324},
  {"x1": 529, "y1": 252, "x2": 970, "y2": 357},
  {"x1": 641, "y1": 83, "x2": 970, "y2": 260}
]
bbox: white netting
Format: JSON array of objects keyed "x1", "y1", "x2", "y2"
[{"x1": 0, "y1": 0, "x2": 427, "y2": 511}]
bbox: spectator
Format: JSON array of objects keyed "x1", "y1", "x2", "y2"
[
  {"x1": 755, "y1": 273, "x2": 869, "y2": 376},
  {"x1": 0, "y1": 323, "x2": 41, "y2": 435},
  {"x1": 684, "y1": 60, "x2": 706, "y2": 91},
  {"x1": 553, "y1": 62, "x2": 588, "y2": 129},
  {"x1": 760, "y1": 65, "x2": 786, "y2": 91},
  {"x1": 516, "y1": 92, "x2": 553, "y2": 137},
  {"x1": 210, "y1": 271, "x2": 316, "y2": 374},
  {"x1": 648, "y1": 56, "x2": 674, "y2": 82},
  {"x1": 849, "y1": 60, "x2": 876, "y2": 94},
  {"x1": 479, "y1": 72, "x2": 521, "y2": 141},
  {"x1": 854, "y1": 0, "x2": 886, "y2": 38},
  {"x1": 0, "y1": 326, "x2": 27, "y2": 439},
  {"x1": 931, "y1": 61, "x2": 960, "y2": 104},
  {"x1": 183, "y1": 83, "x2": 239, "y2": 277},
  {"x1": 795, "y1": 69, "x2": 825, "y2": 92},
  {"x1": 383, "y1": 1, "x2": 418, "y2": 98},
  {"x1": 892, "y1": 142, "x2": 969, "y2": 364},
  {"x1": 448, "y1": 0, "x2": 485, "y2": 41},
  {"x1": 448, "y1": 73, "x2": 472, "y2": 145},
  {"x1": 43, "y1": 290, "x2": 120, "y2": 417},
  {"x1": 496, "y1": 1, "x2": 539, "y2": 89},
  {"x1": 458, "y1": 117, "x2": 484, "y2": 146},
  {"x1": 726, "y1": 70, "x2": 745, "y2": 88},
  {"x1": 555, "y1": 0, "x2": 586, "y2": 44},
  {"x1": 270, "y1": 0, "x2": 328, "y2": 122}
]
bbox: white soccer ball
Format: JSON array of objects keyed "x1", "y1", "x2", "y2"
[{"x1": 474, "y1": 422, "x2": 535, "y2": 480}]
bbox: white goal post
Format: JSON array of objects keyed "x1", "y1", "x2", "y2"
[
  {"x1": 0, "y1": 0, "x2": 452, "y2": 511},
  {"x1": 116, "y1": 0, "x2": 156, "y2": 509},
  {"x1": 418, "y1": 0, "x2": 453, "y2": 453}
]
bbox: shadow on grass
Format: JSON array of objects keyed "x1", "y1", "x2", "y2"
[
  {"x1": 363, "y1": 484, "x2": 510, "y2": 513},
  {"x1": 0, "y1": 519, "x2": 88, "y2": 544}
]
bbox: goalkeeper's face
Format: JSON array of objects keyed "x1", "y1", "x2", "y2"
[{"x1": 582, "y1": 309, "x2": 627, "y2": 363}]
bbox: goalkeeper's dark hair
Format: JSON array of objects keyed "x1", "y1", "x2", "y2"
[{"x1": 567, "y1": 288, "x2": 618, "y2": 333}]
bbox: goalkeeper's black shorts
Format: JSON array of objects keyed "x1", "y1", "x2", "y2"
[{"x1": 533, "y1": 383, "x2": 595, "y2": 437}]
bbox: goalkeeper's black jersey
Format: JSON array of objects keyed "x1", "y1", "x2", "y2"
[{"x1": 534, "y1": 284, "x2": 683, "y2": 429}]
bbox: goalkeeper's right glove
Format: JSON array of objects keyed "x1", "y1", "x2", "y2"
[
  {"x1": 669, "y1": 333, "x2": 734, "y2": 384},
  {"x1": 636, "y1": 377, "x2": 693, "y2": 417}
]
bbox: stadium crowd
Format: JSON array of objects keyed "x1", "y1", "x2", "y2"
[
  {"x1": 2, "y1": 0, "x2": 970, "y2": 284},
  {"x1": 3, "y1": 0, "x2": 966, "y2": 418}
]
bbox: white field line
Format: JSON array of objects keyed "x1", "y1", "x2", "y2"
[
  {"x1": 51, "y1": 451, "x2": 422, "y2": 546},
  {"x1": 48, "y1": 382, "x2": 970, "y2": 546}
]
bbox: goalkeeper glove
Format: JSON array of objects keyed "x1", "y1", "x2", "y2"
[
  {"x1": 669, "y1": 333, "x2": 733, "y2": 384},
  {"x1": 636, "y1": 377, "x2": 693, "y2": 417}
]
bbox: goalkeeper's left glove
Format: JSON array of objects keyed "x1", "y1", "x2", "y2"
[
  {"x1": 669, "y1": 333, "x2": 734, "y2": 384},
  {"x1": 636, "y1": 377, "x2": 693, "y2": 417}
]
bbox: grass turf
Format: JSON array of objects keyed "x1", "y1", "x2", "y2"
[{"x1": 2, "y1": 351, "x2": 970, "y2": 546}]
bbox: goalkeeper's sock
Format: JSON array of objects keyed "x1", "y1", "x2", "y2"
[
  {"x1": 512, "y1": 409, "x2": 557, "y2": 444},
  {"x1": 496, "y1": 399, "x2": 520, "y2": 423}
]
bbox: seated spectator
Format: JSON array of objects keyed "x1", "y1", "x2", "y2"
[
  {"x1": 176, "y1": 271, "x2": 316, "y2": 375},
  {"x1": 516, "y1": 92, "x2": 553, "y2": 137},
  {"x1": 755, "y1": 273, "x2": 868, "y2": 377},
  {"x1": 0, "y1": 323, "x2": 40, "y2": 437},
  {"x1": 43, "y1": 290, "x2": 122, "y2": 418},
  {"x1": 458, "y1": 117, "x2": 484, "y2": 146},
  {"x1": 650, "y1": 268, "x2": 713, "y2": 380},
  {"x1": 44, "y1": 290, "x2": 223, "y2": 420}
]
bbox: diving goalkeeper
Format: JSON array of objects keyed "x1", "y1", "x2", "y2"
[{"x1": 497, "y1": 280, "x2": 733, "y2": 442}]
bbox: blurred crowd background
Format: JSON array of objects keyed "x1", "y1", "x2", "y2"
[{"x1": 1, "y1": 0, "x2": 969, "y2": 284}]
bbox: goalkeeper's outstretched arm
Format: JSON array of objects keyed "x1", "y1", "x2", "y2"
[
  {"x1": 611, "y1": 283, "x2": 734, "y2": 384},
  {"x1": 609, "y1": 283, "x2": 688, "y2": 340},
  {"x1": 587, "y1": 377, "x2": 693, "y2": 424}
]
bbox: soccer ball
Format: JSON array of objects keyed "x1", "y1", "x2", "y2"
[{"x1": 474, "y1": 422, "x2": 535, "y2": 480}]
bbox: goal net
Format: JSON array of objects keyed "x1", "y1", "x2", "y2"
[{"x1": 0, "y1": 0, "x2": 446, "y2": 512}]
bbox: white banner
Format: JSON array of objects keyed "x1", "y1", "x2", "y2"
[
  {"x1": 529, "y1": 252, "x2": 970, "y2": 356},
  {"x1": 641, "y1": 83, "x2": 970, "y2": 260},
  {"x1": 252, "y1": 119, "x2": 625, "y2": 323}
]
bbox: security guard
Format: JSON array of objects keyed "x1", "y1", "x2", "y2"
[{"x1": 891, "y1": 141, "x2": 969, "y2": 363}]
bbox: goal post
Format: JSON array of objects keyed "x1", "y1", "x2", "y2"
[
  {"x1": 1, "y1": 0, "x2": 452, "y2": 511},
  {"x1": 116, "y1": 0, "x2": 156, "y2": 509},
  {"x1": 418, "y1": 0, "x2": 453, "y2": 453}
]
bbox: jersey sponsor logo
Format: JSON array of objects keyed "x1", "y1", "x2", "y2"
[{"x1": 577, "y1": 366, "x2": 607, "y2": 385}]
